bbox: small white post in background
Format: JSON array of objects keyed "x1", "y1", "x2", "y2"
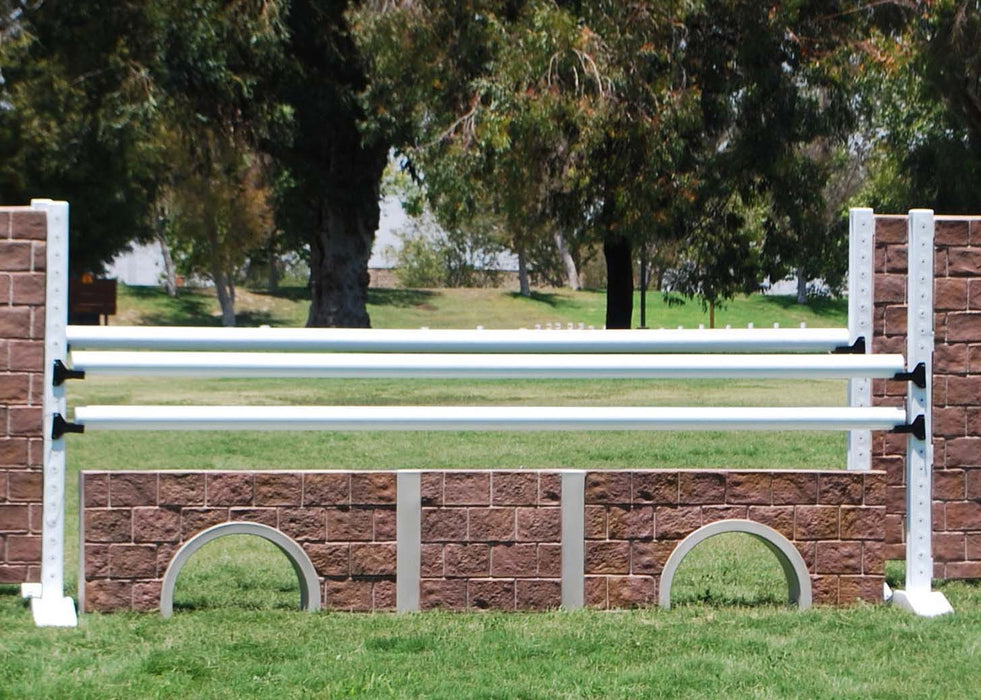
[
  {"x1": 847, "y1": 208, "x2": 874, "y2": 471},
  {"x1": 21, "y1": 200, "x2": 77, "y2": 626},
  {"x1": 892, "y1": 209, "x2": 953, "y2": 617}
]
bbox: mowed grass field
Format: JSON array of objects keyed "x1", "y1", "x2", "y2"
[{"x1": 3, "y1": 284, "x2": 980, "y2": 698}]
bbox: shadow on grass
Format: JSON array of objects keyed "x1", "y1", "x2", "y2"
[
  {"x1": 368, "y1": 288, "x2": 442, "y2": 308},
  {"x1": 249, "y1": 286, "x2": 311, "y2": 302},
  {"x1": 757, "y1": 294, "x2": 848, "y2": 317},
  {"x1": 506, "y1": 290, "x2": 581, "y2": 309}
]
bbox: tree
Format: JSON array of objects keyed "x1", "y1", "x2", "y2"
[
  {"x1": 0, "y1": 0, "x2": 167, "y2": 273},
  {"x1": 163, "y1": 131, "x2": 275, "y2": 326}
]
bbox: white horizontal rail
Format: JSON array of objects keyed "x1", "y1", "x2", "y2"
[
  {"x1": 66, "y1": 326, "x2": 851, "y2": 353},
  {"x1": 69, "y1": 351, "x2": 906, "y2": 380},
  {"x1": 73, "y1": 405, "x2": 908, "y2": 432}
]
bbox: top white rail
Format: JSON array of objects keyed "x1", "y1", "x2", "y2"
[{"x1": 66, "y1": 326, "x2": 852, "y2": 354}]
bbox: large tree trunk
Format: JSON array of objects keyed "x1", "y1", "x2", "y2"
[
  {"x1": 604, "y1": 233, "x2": 633, "y2": 329},
  {"x1": 306, "y1": 190, "x2": 380, "y2": 327},
  {"x1": 796, "y1": 269, "x2": 807, "y2": 304},
  {"x1": 208, "y1": 228, "x2": 236, "y2": 327},
  {"x1": 212, "y1": 268, "x2": 236, "y2": 327},
  {"x1": 154, "y1": 211, "x2": 177, "y2": 297},
  {"x1": 517, "y1": 246, "x2": 531, "y2": 297},
  {"x1": 553, "y1": 230, "x2": 580, "y2": 290},
  {"x1": 283, "y1": 0, "x2": 389, "y2": 328}
]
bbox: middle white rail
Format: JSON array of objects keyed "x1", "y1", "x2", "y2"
[
  {"x1": 69, "y1": 351, "x2": 906, "y2": 380},
  {"x1": 72, "y1": 405, "x2": 908, "y2": 432}
]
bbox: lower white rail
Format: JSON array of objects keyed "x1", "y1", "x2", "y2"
[{"x1": 72, "y1": 405, "x2": 908, "y2": 432}]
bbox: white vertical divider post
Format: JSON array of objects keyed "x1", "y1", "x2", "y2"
[
  {"x1": 396, "y1": 471, "x2": 421, "y2": 612},
  {"x1": 847, "y1": 208, "x2": 874, "y2": 471},
  {"x1": 23, "y1": 200, "x2": 77, "y2": 626},
  {"x1": 892, "y1": 209, "x2": 952, "y2": 617},
  {"x1": 560, "y1": 471, "x2": 585, "y2": 609}
]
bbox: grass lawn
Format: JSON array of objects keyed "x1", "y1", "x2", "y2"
[
  {"x1": 5, "y1": 284, "x2": 979, "y2": 698},
  {"x1": 113, "y1": 283, "x2": 849, "y2": 330}
]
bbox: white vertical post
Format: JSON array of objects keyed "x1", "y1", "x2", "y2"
[
  {"x1": 893, "y1": 209, "x2": 952, "y2": 617},
  {"x1": 396, "y1": 471, "x2": 421, "y2": 612},
  {"x1": 21, "y1": 200, "x2": 76, "y2": 625},
  {"x1": 560, "y1": 471, "x2": 585, "y2": 609},
  {"x1": 847, "y1": 208, "x2": 874, "y2": 471}
]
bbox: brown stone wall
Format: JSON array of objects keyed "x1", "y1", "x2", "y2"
[
  {"x1": 82, "y1": 468, "x2": 886, "y2": 613},
  {"x1": 583, "y1": 470, "x2": 886, "y2": 607},
  {"x1": 419, "y1": 471, "x2": 562, "y2": 611},
  {"x1": 0, "y1": 207, "x2": 46, "y2": 584},
  {"x1": 873, "y1": 215, "x2": 981, "y2": 578},
  {"x1": 81, "y1": 471, "x2": 397, "y2": 612}
]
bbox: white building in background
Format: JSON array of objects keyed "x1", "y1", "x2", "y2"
[
  {"x1": 107, "y1": 195, "x2": 516, "y2": 285},
  {"x1": 104, "y1": 240, "x2": 167, "y2": 286}
]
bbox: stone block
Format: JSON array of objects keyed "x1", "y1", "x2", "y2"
[
  {"x1": 180, "y1": 508, "x2": 229, "y2": 539},
  {"x1": 133, "y1": 507, "x2": 181, "y2": 543},
  {"x1": 815, "y1": 541, "x2": 863, "y2": 574},
  {"x1": 468, "y1": 507, "x2": 515, "y2": 541},
  {"x1": 109, "y1": 544, "x2": 158, "y2": 578},
  {"x1": 350, "y1": 542, "x2": 397, "y2": 576},
  {"x1": 206, "y1": 473, "x2": 253, "y2": 506},
  {"x1": 158, "y1": 473, "x2": 205, "y2": 506},
  {"x1": 325, "y1": 579, "x2": 373, "y2": 612},
  {"x1": 584, "y1": 541, "x2": 629, "y2": 575},
  {"x1": 443, "y1": 472, "x2": 490, "y2": 505},
  {"x1": 254, "y1": 473, "x2": 302, "y2": 506},
  {"x1": 607, "y1": 575, "x2": 656, "y2": 609},
  {"x1": 584, "y1": 471, "x2": 631, "y2": 504},
  {"x1": 443, "y1": 543, "x2": 490, "y2": 577},
  {"x1": 819, "y1": 473, "x2": 863, "y2": 505},
  {"x1": 420, "y1": 508, "x2": 467, "y2": 542},
  {"x1": 491, "y1": 472, "x2": 537, "y2": 506},
  {"x1": 303, "y1": 473, "x2": 350, "y2": 506},
  {"x1": 468, "y1": 579, "x2": 515, "y2": 611},
  {"x1": 84, "y1": 509, "x2": 132, "y2": 543},
  {"x1": 678, "y1": 472, "x2": 726, "y2": 504},
  {"x1": 516, "y1": 507, "x2": 561, "y2": 542},
  {"x1": 350, "y1": 472, "x2": 396, "y2": 505},
  {"x1": 607, "y1": 506, "x2": 654, "y2": 539},
  {"x1": 491, "y1": 543, "x2": 539, "y2": 577},
  {"x1": 516, "y1": 579, "x2": 561, "y2": 610},
  {"x1": 278, "y1": 507, "x2": 326, "y2": 541},
  {"x1": 794, "y1": 506, "x2": 838, "y2": 540},
  {"x1": 304, "y1": 543, "x2": 349, "y2": 577},
  {"x1": 327, "y1": 507, "x2": 375, "y2": 542},
  {"x1": 420, "y1": 579, "x2": 467, "y2": 611},
  {"x1": 632, "y1": 472, "x2": 678, "y2": 504},
  {"x1": 654, "y1": 506, "x2": 702, "y2": 539}
]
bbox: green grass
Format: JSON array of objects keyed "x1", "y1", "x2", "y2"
[
  {"x1": 114, "y1": 283, "x2": 848, "y2": 330},
  {"x1": 3, "y1": 575, "x2": 981, "y2": 698},
  {"x1": 6, "y1": 285, "x2": 979, "y2": 697}
]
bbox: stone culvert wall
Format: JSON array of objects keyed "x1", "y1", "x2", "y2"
[
  {"x1": 873, "y1": 215, "x2": 981, "y2": 578},
  {"x1": 0, "y1": 207, "x2": 46, "y2": 584},
  {"x1": 80, "y1": 469, "x2": 885, "y2": 613}
]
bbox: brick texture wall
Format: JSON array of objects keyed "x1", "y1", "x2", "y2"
[
  {"x1": 81, "y1": 471, "x2": 397, "y2": 612},
  {"x1": 419, "y1": 471, "x2": 562, "y2": 611},
  {"x1": 583, "y1": 470, "x2": 885, "y2": 607},
  {"x1": 873, "y1": 215, "x2": 981, "y2": 579},
  {"x1": 0, "y1": 207, "x2": 46, "y2": 584},
  {"x1": 82, "y1": 468, "x2": 886, "y2": 613}
]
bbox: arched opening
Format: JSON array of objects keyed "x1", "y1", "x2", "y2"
[
  {"x1": 659, "y1": 520, "x2": 811, "y2": 610},
  {"x1": 160, "y1": 522, "x2": 321, "y2": 617}
]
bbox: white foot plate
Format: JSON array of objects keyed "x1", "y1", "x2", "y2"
[
  {"x1": 891, "y1": 589, "x2": 953, "y2": 618},
  {"x1": 30, "y1": 596, "x2": 78, "y2": 627}
]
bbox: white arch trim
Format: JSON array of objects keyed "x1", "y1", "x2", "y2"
[
  {"x1": 658, "y1": 519, "x2": 812, "y2": 611},
  {"x1": 159, "y1": 521, "x2": 322, "y2": 618}
]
